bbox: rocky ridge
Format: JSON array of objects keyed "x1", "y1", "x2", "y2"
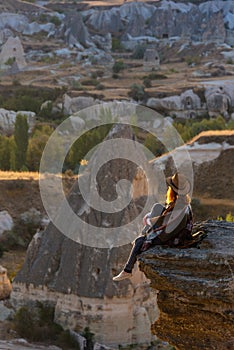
[
  {"x1": 152, "y1": 130, "x2": 234, "y2": 203},
  {"x1": 138, "y1": 220, "x2": 234, "y2": 350}
]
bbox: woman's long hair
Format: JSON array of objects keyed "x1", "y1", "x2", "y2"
[{"x1": 166, "y1": 186, "x2": 191, "y2": 206}]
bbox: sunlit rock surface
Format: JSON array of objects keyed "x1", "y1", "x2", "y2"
[{"x1": 139, "y1": 221, "x2": 234, "y2": 350}]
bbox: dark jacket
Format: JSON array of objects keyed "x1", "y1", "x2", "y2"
[{"x1": 146, "y1": 201, "x2": 193, "y2": 246}]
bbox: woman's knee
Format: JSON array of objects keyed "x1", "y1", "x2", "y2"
[{"x1": 150, "y1": 203, "x2": 164, "y2": 217}]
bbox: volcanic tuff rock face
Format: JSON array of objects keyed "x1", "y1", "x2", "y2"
[
  {"x1": 138, "y1": 221, "x2": 234, "y2": 350},
  {"x1": 152, "y1": 130, "x2": 234, "y2": 201},
  {"x1": 84, "y1": 1, "x2": 233, "y2": 44},
  {"x1": 11, "y1": 124, "x2": 159, "y2": 345},
  {"x1": 147, "y1": 81, "x2": 234, "y2": 120}
]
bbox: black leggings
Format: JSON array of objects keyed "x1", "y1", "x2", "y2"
[{"x1": 124, "y1": 235, "x2": 161, "y2": 273}]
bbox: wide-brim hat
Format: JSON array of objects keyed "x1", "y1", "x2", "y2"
[{"x1": 166, "y1": 172, "x2": 191, "y2": 195}]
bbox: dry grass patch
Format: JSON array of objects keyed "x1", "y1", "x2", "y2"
[{"x1": 0, "y1": 171, "x2": 40, "y2": 181}]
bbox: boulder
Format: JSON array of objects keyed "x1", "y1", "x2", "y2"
[
  {"x1": 90, "y1": 50, "x2": 114, "y2": 66},
  {"x1": 147, "y1": 96, "x2": 182, "y2": 111},
  {"x1": 63, "y1": 94, "x2": 97, "y2": 115},
  {"x1": 92, "y1": 33, "x2": 112, "y2": 52},
  {"x1": 204, "y1": 82, "x2": 234, "y2": 118},
  {"x1": 0, "y1": 266, "x2": 12, "y2": 300},
  {"x1": 0, "y1": 211, "x2": 13, "y2": 236},
  {"x1": 206, "y1": 92, "x2": 231, "y2": 118},
  {"x1": 0, "y1": 11, "x2": 57, "y2": 37},
  {"x1": 23, "y1": 22, "x2": 55, "y2": 36},
  {"x1": 0, "y1": 13, "x2": 28, "y2": 33},
  {"x1": 139, "y1": 221, "x2": 234, "y2": 350}
]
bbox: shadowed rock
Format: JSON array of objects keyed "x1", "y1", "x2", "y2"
[{"x1": 12, "y1": 124, "x2": 159, "y2": 345}]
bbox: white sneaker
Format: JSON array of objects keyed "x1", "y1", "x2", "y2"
[{"x1": 113, "y1": 270, "x2": 132, "y2": 281}]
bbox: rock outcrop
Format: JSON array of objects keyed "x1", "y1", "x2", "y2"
[
  {"x1": 146, "y1": 81, "x2": 234, "y2": 119},
  {"x1": 0, "y1": 211, "x2": 13, "y2": 236},
  {"x1": 138, "y1": 220, "x2": 234, "y2": 350},
  {"x1": 0, "y1": 108, "x2": 36, "y2": 134},
  {"x1": 84, "y1": 1, "x2": 233, "y2": 45},
  {"x1": 11, "y1": 124, "x2": 159, "y2": 346},
  {"x1": 0, "y1": 266, "x2": 12, "y2": 300},
  {"x1": 152, "y1": 130, "x2": 234, "y2": 202}
]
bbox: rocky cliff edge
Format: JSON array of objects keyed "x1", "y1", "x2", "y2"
[{"x1": 138, "y1": 220, "x2": 234, "y2": 350}]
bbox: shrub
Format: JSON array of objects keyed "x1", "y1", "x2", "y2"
[
  {"x1": 174, "y1": 116, "x2": 226, "y2": 142},
  {"x1": 14, "y1": 307, "x2": 34, "y2": 339},
  {"x1": 112, "y1": 73, "x2": 119, "y2": 79},
  {"x1": 0, "y1": 208, "x2": 42, "y2": 251},
  {"x1": 81, "y1": 327, "x2": 95, "y2": 350},
  {"x1": 143, "y1": 72, "x2": 167, "y2": 80},
  {"x1": 96, "y1": 83, "x2": 105, "y2": 90},
  {"x1": 132, "y1": 44, "x2": 147, "y2": 59},
  {"x1": 112, "y1": 37, "x2": 124, "y2": 52},
  {"x1": 0, "y1": 86, "x2": 65, "y2": 114},
  {"x1": 112, "y1": 60, "x2": 125, "y2": 73},
  {"x1": 13, "y1": 304, "x2": 65, "y2": 343},
  {"x1": 4, "y1": 57, "x2": 16, "y2": 66},
  {"x1": 13, "y1": 303, "x2": 82, "y2": 348},
  {"x1": 128, "y1": 84, "x2": 145, "y2": 101},
  {"x1": 71, "y1": 80, "x2": 86, "y2": 91},
  {"x1": 218, "y1": 212, "x2": 234, "y2": 222},
  {"x1": 185, "y1": 55, "x2": 201, "y2": 66},
  {"x1": 50, "y1": 16, "x2": 61, "y2": 26},
  {"x1": 143, "y1": 77, "x2": 152, "y2": 88},
  {"x1": 226, "y1": 57, "x2": 233, "y2": 65},
  {"x1": 82, "y1": 79, "x2": 98, "y2": 86}
]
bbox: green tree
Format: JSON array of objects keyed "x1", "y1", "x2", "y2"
[
  {"x1": 64, "y1": 125, "x2": 111, "y2": 173},
  {"x1": 0, "y1": 136, "x2": 11, "y2": 170},
  {"x1": 27, "y1": 125, "x2": 53, "y2": 171},
  {"x1": 14, "y1": 114, "x2": 29, "y2": 170},
  {"x1": 0, "y1": 135, "x2": 16, "y2": 170}
]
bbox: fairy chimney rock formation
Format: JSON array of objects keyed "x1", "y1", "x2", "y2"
[
  {"x1": 0, "y1": 36, "x2": 26, "y2": 70},
  {"x1": 143, "y1": 48, "x2": 160, "y2": 72},
  {"x1": 11, "y1": 124, "x2": 159, "y2": 346},
  {"x1": 139, "y1": 221, "x2": 234, "y2": 350}
]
